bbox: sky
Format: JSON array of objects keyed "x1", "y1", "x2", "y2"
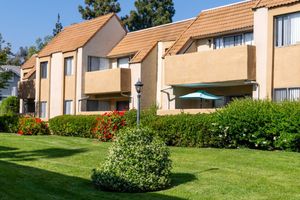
[{"x1": 0, "y1": 0, "x2": 242, "y2": 53}]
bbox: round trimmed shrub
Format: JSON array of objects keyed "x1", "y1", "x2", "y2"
[{"x1": 91, "y1": 127, "x2": 172, "y2": 192}]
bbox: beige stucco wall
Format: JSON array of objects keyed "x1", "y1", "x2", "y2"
[
  {"x1": 183, "y1": 41, "x2": 197, "y2": 53},
  {"x1": 274, "y1": 44, "x2": 300, "y2": 88},
  {"x1": 157, "y1": 41, "x2": 175, "y2": 110},
  {"x1": 76, "y1": 48, "x2": 83, "y2": 114},
  {"x1": 82, "y1": 16, "x2": 126, "y2": 67},
  {"x1": 64, "y1": 76, "x2": 76, "y2": 100},
  {"x1": 141, "y1": 45, "x2": 158, "y2": 109},
  {"x1": 165, "y1": 45, "x2": 256, "y2": 85},
  {"x1": 49, "y1": 52, "x2": 64, "y2": 118},
  {"x1": 84, "y1": 68, "x2": 131, "y2": 94},
  {"x1": 254, "y1": 7, "x2": 269, "y2": 99},
  {"x1": 267, "y1": 4, "x2": 300, "y2": 94},
  {"x1": 197, "y1": 39, "x2": 213, "y2": 52}
]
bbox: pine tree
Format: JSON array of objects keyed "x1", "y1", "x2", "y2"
[
  {"x1": 53, "y1": 14, "x2": 63, "y2": 36},
  {"x1": 78, "y1": 0, "x2": 121, "y2": 20},
  {"x1": 122, "y1": 0, "x2": 175, "y2": 31}
]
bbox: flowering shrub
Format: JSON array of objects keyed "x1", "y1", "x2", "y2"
[
  {"x1": 92, "y1": 111, "x2": 126, "y2": 141},
  {"x1": 18, "y1": 117, "x2": 49, "y2": 135}
]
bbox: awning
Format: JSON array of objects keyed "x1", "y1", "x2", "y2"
[{"x1": 179, "y1": 90, "x2": 222, "y2": 100}]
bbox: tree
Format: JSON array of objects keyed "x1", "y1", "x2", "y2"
[
  {"x1": 0, "y1": 69, "x2": 12, "y2": 90},
  {"x1": 8, "y1": 46, "x2": 28, "y2": 66},
  {"x1": 0, "y1": 96, "x2": 19, "y2": 115},
  {"x1": 122, "y1": 0, "x2": 175, "y2": 31},
  {"x1": 53, "y1": 14, "x2": 63, "y2": 36},
  {"x1": 78, "y1": 0, "x2": 121, "y2": 20},
  {"x1": 27, "y1": 35, "x2": 53, "y2": 59},
  {"x1": 0, "y1": 33, "x2": 13, "y2": 65}
]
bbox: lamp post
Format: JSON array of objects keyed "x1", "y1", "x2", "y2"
[{"x1": 135, "y1": 79, "x2": 143, "y2": 127}]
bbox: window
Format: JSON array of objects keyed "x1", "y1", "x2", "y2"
[
  {"x1": 86, "y1": 100, "x2": 110, "y2": 111},
  {"x1": 64, "y1": 100, "x2": 73, "y2": 115},
  {"x1": 40, "y1": 62, "x2": 48, "y2": 79},
  {"x1": 244, "y1": 33, "x2": 254, "y2": 45},
  {"x1": 117, "y1": 57, "x2": 130, "y2": 68},
  {"x1": 64, "y1": 57, "x2": 73, "y2": 76},
  {"x1": 276, "y1": 12, "x2": 300, "y2": 47},
  {"x1": 274, "y1": 88, "x2": 300, "y2": 102},
  {"x1": 214, "y1": 33, "x2": 253, "y2": 49},
  {"x1": 40, "y1": 101, "x2": 47, "y2": 118},
  {"x1": 87, "y1": 56, "x2": 109, "y2": 72}
]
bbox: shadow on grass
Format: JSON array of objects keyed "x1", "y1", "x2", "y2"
[
  {"x1": 170, "y1": 173, "x2": 197, "y2": 188},
  {"x1": 0, "y1": 146, "x2": 88, "y2": 161},
  {"x1": 0, "y1": 161, "x2": 187, "y2": 200},
  {"x1": 0, "y1": 146, "x2": 18, "y2": 151}
]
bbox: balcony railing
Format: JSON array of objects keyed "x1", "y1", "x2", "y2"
[
  {"x1": 165, "y1": 45, "x2": 256, "y2": 85},
  {"x1": 84, "y1": 68, "x2": 131, "y2": 94}
]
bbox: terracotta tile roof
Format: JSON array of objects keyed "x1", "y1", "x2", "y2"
[
  {"x1": 254, "y1": 0, "x2": 300, "y2": 9},
  {"x1": 166, "y1": 0, "x2": 256, "y2": 56},
  {"x1": 23, "y1": 67, "x2": 36, "y2": 80},
  {"x1": 21, "y1": 54, "x2": 36, "y2": 70},
  {"x1": 38, "y1": 13, "x2": 116, "y2": 57},
  {"x1": 108, "y1": 19, "x2": 194, "y2": 63}
]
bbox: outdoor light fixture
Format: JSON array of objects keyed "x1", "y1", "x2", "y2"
[{"x1": 135, "y1": 79, "x2": 143, "y2": 126}]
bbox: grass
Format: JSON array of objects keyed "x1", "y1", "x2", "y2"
[{"x1": 0, "y1": 134, "x2": 299, "y2": 200}]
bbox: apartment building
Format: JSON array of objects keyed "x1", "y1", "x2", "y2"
[
  {"x1": 106, "y1": 19, "x2": 193, "y2": 110},
  {"x1": 158, "y1": 0, "x2": 300, "y2": 114},
  {"x1": 22, "y1": 14, "x2": 127, "y2": 120},
  {"x1": 19, "y1": 0, "x2": 300, "y2": 118}
]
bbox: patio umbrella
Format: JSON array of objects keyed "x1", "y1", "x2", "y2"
[{"x1": 179, "y1": 90, "x2": 222, "y2": 100}]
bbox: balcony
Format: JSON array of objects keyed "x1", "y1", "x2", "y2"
[
  {"x1": 165, "y1": 45, "x2": 256, "y2": 86},
  {"x1": 84, "y1": 68, "x2": 131, "y2": 94},
  {"x1": 18, "y1": 80, "x2": 35, "y2": 99}
]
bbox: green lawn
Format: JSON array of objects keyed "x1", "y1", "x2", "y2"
[{"x1": 0, "y1": 134, "x2": 299, "y2": 200}]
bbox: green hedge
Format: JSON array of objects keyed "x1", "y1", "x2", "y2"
[
  {"x1": 47, "y1": 100, "x2": 300, "y2": 152},
  {"x1": 124, "y1": 100, "x2": 300, "y2": 152},
  {"x1": 0, "y1": 115, "x2": 19, "y2": 133},
  {"x1": 49, "y1": 115, "x2": 97, "y2": 138},
  {"x1": 212, "y1": 99, "x2": 300, "y2": 151}
]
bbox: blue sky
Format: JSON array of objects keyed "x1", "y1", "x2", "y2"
[{"x1": 0, "y1": 0, "x2": 242, "y2": 52}]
